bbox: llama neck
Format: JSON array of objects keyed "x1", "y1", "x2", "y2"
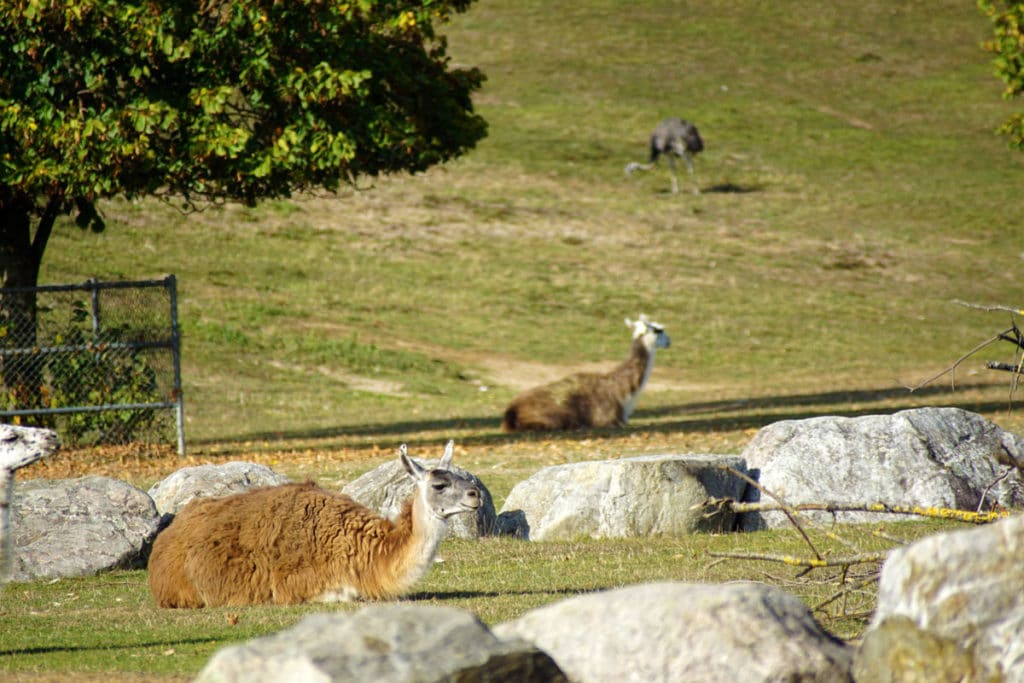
[
  {"x1": 391, "y1": 493, "x2": 449, "y2": 592},
  {"x1": 618, "y1": 338, "x2": 655, "y2": 420},
  {"x1": 620, "y1": 337, "x2": 655, "y2": 390}
]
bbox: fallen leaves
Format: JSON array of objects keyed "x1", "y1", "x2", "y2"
[{"x1": 15, "y1": 427, "x2": 754, "y2": 489}]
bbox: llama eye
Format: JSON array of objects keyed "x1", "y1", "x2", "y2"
[{"x1": 432, "y1": 482, "x2": 448, "y2": 492}]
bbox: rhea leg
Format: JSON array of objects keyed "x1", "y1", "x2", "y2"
[
  {"x1": 666, "y1": 156, "x2": 679, "y2": 194},
  {"x1": 683, "y1": 153, "x2": 699, "y2": 195}
]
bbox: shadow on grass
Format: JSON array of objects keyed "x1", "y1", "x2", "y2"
[
  {"x1": 0, "y1": 636, "x2": 221, "y2": 657},
  {"x1": 199, "y1": 381, "x2": 1014, "y2": 453},
  {"x1": 640, "y1": 381, "x2": 1007, "y2": 419},
  {"x1": 650, "y1": 182, "x2": 762, "y2": 196},
  {"x1": 703, "y1": 182, "x2": 764, "y2": 193},
  {"x1": 413, "y1": 586, "x2": 597, "y2": 601}
]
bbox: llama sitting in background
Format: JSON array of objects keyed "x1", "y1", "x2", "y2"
[
  {"x1": 147, "y1": 441, "x2": 480, "y2": 607},
  {"x1": 501, "y1": 315, "x2": 671, "y2": 432}
]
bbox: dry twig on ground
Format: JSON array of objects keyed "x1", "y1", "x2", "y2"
[
  {"x1": 703, "y1": 462, "x2": 1015, "y2": 628},
  {"x1": 702, "y1": 497, "x2": 1012, "y2": 524}
]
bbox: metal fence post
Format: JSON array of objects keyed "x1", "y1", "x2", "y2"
[
  {"x1": 167, "y1": 275, "x2": 186, "y2": 456},
  {"x1": 89, "y1": 278, "x2": 100, "y2": 339}
]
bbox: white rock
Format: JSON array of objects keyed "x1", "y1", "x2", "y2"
[
  {"x1": 495, "y1": 581, "x2": 853, "y2": 683},
  {"x1": 147, "y1": 461, "x2": 290, "y2": 516},
  {"x1": 196, "y1": 605, "x2": 566, "y2": 683},
  {"x1": 498, "y1": 454, "x2": 748, "y2": 540},
  {"x1": 740, "y1": 407, "x2": 1024, "y2": 529}
]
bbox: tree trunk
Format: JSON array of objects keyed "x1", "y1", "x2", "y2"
[{"x1": 0, "y1": 196, "x2": 59, "y2": 417}]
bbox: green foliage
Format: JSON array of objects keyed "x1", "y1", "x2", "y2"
[
  {"x1": 0, "y1": 0, "x2": 487, "y2": 410},
  {"x1": 48, "y1": 332, "x2": 162, "y2": 445},
  {"x1": 0, "y1": 301, "x2": 165, "y2": 444},
  {"x1": 0, "y1": 0, "x2": 486, "y2": 214},
  {"x1": 979, "y1": 0, "x2": 1024, "y2": 149}
]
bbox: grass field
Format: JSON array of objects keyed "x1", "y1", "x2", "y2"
[{"x1": 4, "y1": 0, "x2": 1024, "y2": 679}]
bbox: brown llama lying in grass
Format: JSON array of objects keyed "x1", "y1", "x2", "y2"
[
  {"x1": 147, "y1": 441, "x2": 480, "y2": 607},
  {"x1": 501, "y1": 315, "x2": 671, "y2": 432}
]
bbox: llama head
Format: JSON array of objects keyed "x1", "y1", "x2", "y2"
[
  {"x1": 399, "y1": 440, "x2": 481, "y2": 520},
  {"x1": 625, "y1": 314, "x2": 671, "y2": 352}
]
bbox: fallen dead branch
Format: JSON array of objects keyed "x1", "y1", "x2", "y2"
[
  {"x1": 707, "y1": 551, "x2": 889, "y2": 568},
  {"x1": 705, "y1": 459, "x2": 1016, "y2": 629},
  {"x1": 813, "y1": 574, "x2": 879, "y2": 621},
  {"x1": 988, "y1": 360, "x2": 1024, "y2": 373},
  {"x1": 700, "y1": 497, "x2": 1012, "y2": 524},
  {"x1": 952, "y1": 300, "x2": 1024, "y2": 316},
  {"x1": 712, "y1": 464, "x2": 824, "y2": 560}
]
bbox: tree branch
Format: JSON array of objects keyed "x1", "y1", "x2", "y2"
[
  {"x1": 707, "y1": 551, "x2": 889, "y2": 568},
  {"x1": 953, "y1": 300, "x2": 1024, "y2": 316},
  {"x1": 30, "y1": 196, "x2": 63, "y2": 270},
  {"x1": 987, "y1": 361, "x2": 1024, "y2": 373},
  {"x1": 907, "y1": 301, "x2": 1024, "y2": 394},
  {"x1": 701, "y1": 497, "x2": 1011, "y2": 524},
  {"x1": 713, "y1": 464, "x2": 823, "y2": 561},
  {"x1": 904, "y1": 329, "x2": 1010, "y2": 392}
]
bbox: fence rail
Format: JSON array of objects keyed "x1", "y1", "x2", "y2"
[{"x1": 0, "y1": 276, "x2": 185, "y2": 454}]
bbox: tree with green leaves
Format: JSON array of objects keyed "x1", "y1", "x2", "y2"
[
  {"x1": 979, "y1": 0, "x2": 1024, "y2": 150},
  {"x1": 0, "y1": 0, "x2": 486, "y2": 410}
]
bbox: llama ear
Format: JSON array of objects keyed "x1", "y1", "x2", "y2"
[
  {"x1": 624, "y1": 317, "x2": 633, "y2": 329},
  {"x1": 399, "y1": 443, "x2": 426, "y2": 479},
  {"x1": 439, "y1": 440, "x2": 455, "y2": 470}
]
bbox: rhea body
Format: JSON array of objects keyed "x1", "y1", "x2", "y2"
[{"x1": 625, "y1": 118, "x2": 704, "y2": 194}]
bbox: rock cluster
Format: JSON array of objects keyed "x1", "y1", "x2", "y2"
[
  {"x1": 4, "y1": 407, "x2": 1023, "y2": 681},
  {"x1": 193, "y1": 515, "x2": 1024, "y2": 682}
]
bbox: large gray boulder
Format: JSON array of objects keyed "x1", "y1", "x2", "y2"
[
  {"x1": 740, "y1": 407, "x2": 1024, "y2": 529},
  {"x1": 494, "y1": 581, "x2": 853, "y2": 683},
  {"x1": 342, "y1": 458, "x2": 496, "y2": 539},
  {"x1": 854, "y1": 513, "x2": 1024, "y2": 683},
  {"x1": 497, "y1": 454, "x2": 748, "y2": 541},
  {"x1": 10, "y1": 476, "x2": 160, "y2": 581},
  {"x1": 147, "y1": 461, "x2": 291, "y2": 516},
  {"x1": 195, "y1": 604, "x2": 567, "y2": 683}
]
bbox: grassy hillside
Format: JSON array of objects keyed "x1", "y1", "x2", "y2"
[{"x1": 35, "y1": 0, "x2": 1024, "y2": 451}]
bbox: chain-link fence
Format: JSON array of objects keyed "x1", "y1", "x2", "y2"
[{"x1": 0, "y1": 276, "x2": 184, "y2": 453}]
